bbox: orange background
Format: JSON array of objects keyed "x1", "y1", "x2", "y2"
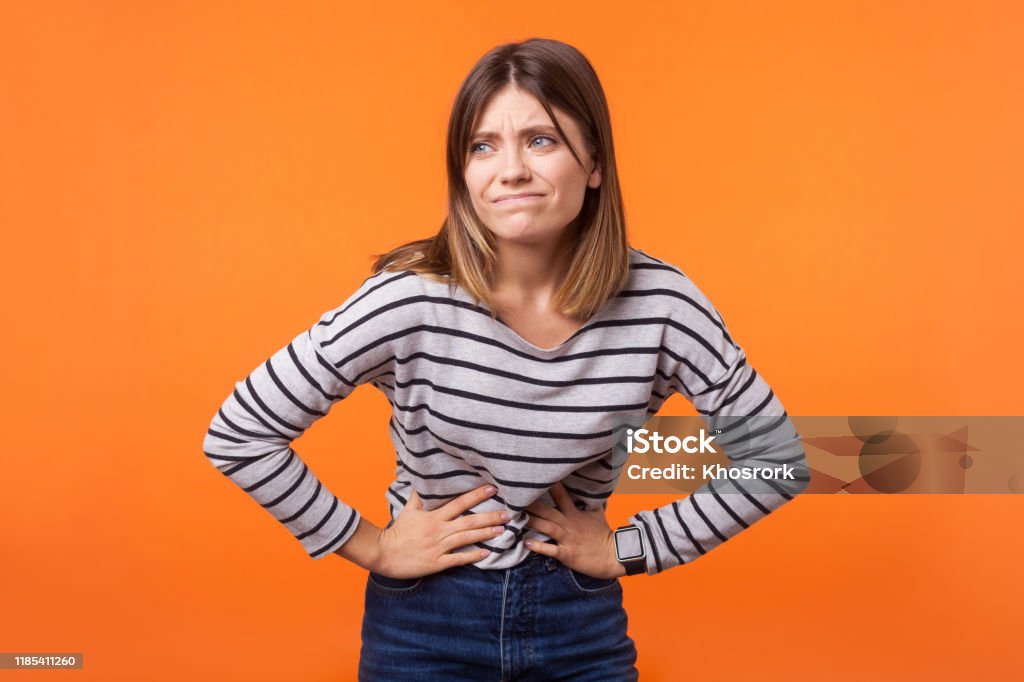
[{"x1": 2, "y1": 1, "x2": 1022, "y2": 680}]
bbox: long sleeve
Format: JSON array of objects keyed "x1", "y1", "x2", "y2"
[
  {"x1": 626, "y1": 278, "x2": 810, "y2": 576},
  {"x1": 201, "y1": 270, "x2": 411, "y2": 560}
]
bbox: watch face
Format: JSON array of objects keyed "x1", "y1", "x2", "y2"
[{"x1": 615, "y1": 527, "x2": 644, "y2": 561}]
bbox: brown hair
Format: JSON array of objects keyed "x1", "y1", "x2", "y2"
[{"x1": 370, "y1": 37, "x2": 630, "y2": 319}]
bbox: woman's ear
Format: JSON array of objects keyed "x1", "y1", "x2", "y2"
[{"x1": 588, "y1": 157, "x2": 602, "y2": 189}]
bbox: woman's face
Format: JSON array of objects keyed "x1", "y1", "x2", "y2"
[{"x1": 463, "y1": 84, "x2": 601, "y2": 248}]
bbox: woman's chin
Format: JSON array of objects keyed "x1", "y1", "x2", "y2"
[{"x1": 486, "y1": 224, "x2": 571, "y2": 247}]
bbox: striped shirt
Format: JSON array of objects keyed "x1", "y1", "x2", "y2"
[{"x1": 202, "y1": 247, "x2": 809, "y2": 575}]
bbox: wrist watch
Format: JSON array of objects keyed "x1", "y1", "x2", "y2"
[{"x1": 613, "y1": 524, "x2": 647, "y2": 575}]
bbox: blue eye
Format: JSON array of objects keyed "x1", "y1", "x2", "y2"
[{"x1": 469, "y1": 136, "x2": 558, "y2": 154}]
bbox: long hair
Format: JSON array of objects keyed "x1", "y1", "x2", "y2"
[{"x1": 371, "y1": 37, "x2": 630, "y2": 319}]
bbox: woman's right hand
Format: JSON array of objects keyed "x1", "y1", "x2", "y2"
[{"x1": 374, "y1": 484, "x2": 508, "y2": 579}]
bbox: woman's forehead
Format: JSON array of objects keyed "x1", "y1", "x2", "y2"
[
  {"x1": 473, "y1": 90, "x2": 547, "y2": 127},
  {"x1": 470, "y1": 88, "x2": 582, "y2": 139}
]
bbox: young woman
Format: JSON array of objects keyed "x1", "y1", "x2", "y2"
[{"x1": 203, "y1": 38, "x2": 808, "y2": 681}]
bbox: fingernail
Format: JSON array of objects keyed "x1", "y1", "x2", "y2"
[
  {"x1": 500, "y1": 512, "x2": 510, "y2": 521},
  {"x1": 525, "y1": 540, "x2": 533, "y2": 548},
  {"x1": 492, "y1": 526, "x2": 504, "y2": 533},
  {"x1": 485, "y1": 486, "x2": 497, "y2": 494},
  {"x1": 480, "y1": 549, "x2": 490, "y2": 557}
]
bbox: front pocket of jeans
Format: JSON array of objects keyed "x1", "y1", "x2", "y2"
[
  {"x1": 368, "y1": 571, "x2": 424, "y2": 594},
  {"x1": 566, "y1": 567, "x2": 620, "y2": 594}
]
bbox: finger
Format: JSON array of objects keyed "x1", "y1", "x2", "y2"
[
  {"x1": 524, "y1": 538, "x2": 559, "y2": 558},
  {"x1": 549, "y1": 482, "x2": 577, "y2": 515},
  {"x1": 437, "y1": 484, "x2": 497, "y2": 522},
  {"x1": 407, "y1": 487, "x2": 423, "y2": 510},
  {"x1": 440, "y1": 547, "x2": 491, "y2": 569},
  {"x1": 524, "y1": 515, "x2": 565, "y2": 541},
  {"x1": 527, "y1": 497, "x2": 567, "y2": 525},
  {"x1": 452, "y1": 510, "x2": 509, "y2": 533},
  {"x1": 440, "y1": 525, "x2": 506, "y2": 553}
]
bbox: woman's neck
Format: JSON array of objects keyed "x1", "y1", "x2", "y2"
[{"x1": 490, "y1": 224, "x2": 579, "y2": 307}]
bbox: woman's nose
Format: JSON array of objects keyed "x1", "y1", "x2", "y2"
[{"x1": 497, "y1": 147, "x2": 530, "y2": 182}]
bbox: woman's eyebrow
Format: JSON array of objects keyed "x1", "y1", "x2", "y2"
[{"x1": 471, "y1": 125, "x2": 560, "y2": 140}]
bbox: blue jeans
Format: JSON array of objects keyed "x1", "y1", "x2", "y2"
[{"x1": 358, "y1": 547, "x2": 639, "y2": 681}]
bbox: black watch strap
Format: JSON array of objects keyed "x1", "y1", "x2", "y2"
[{"x1": 622, "y1": 557, "x2": 646, "y2": 575}]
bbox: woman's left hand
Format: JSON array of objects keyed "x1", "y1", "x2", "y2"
[{"x1": 524, "y1": 481, "x2": 625, "y2": 579}]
